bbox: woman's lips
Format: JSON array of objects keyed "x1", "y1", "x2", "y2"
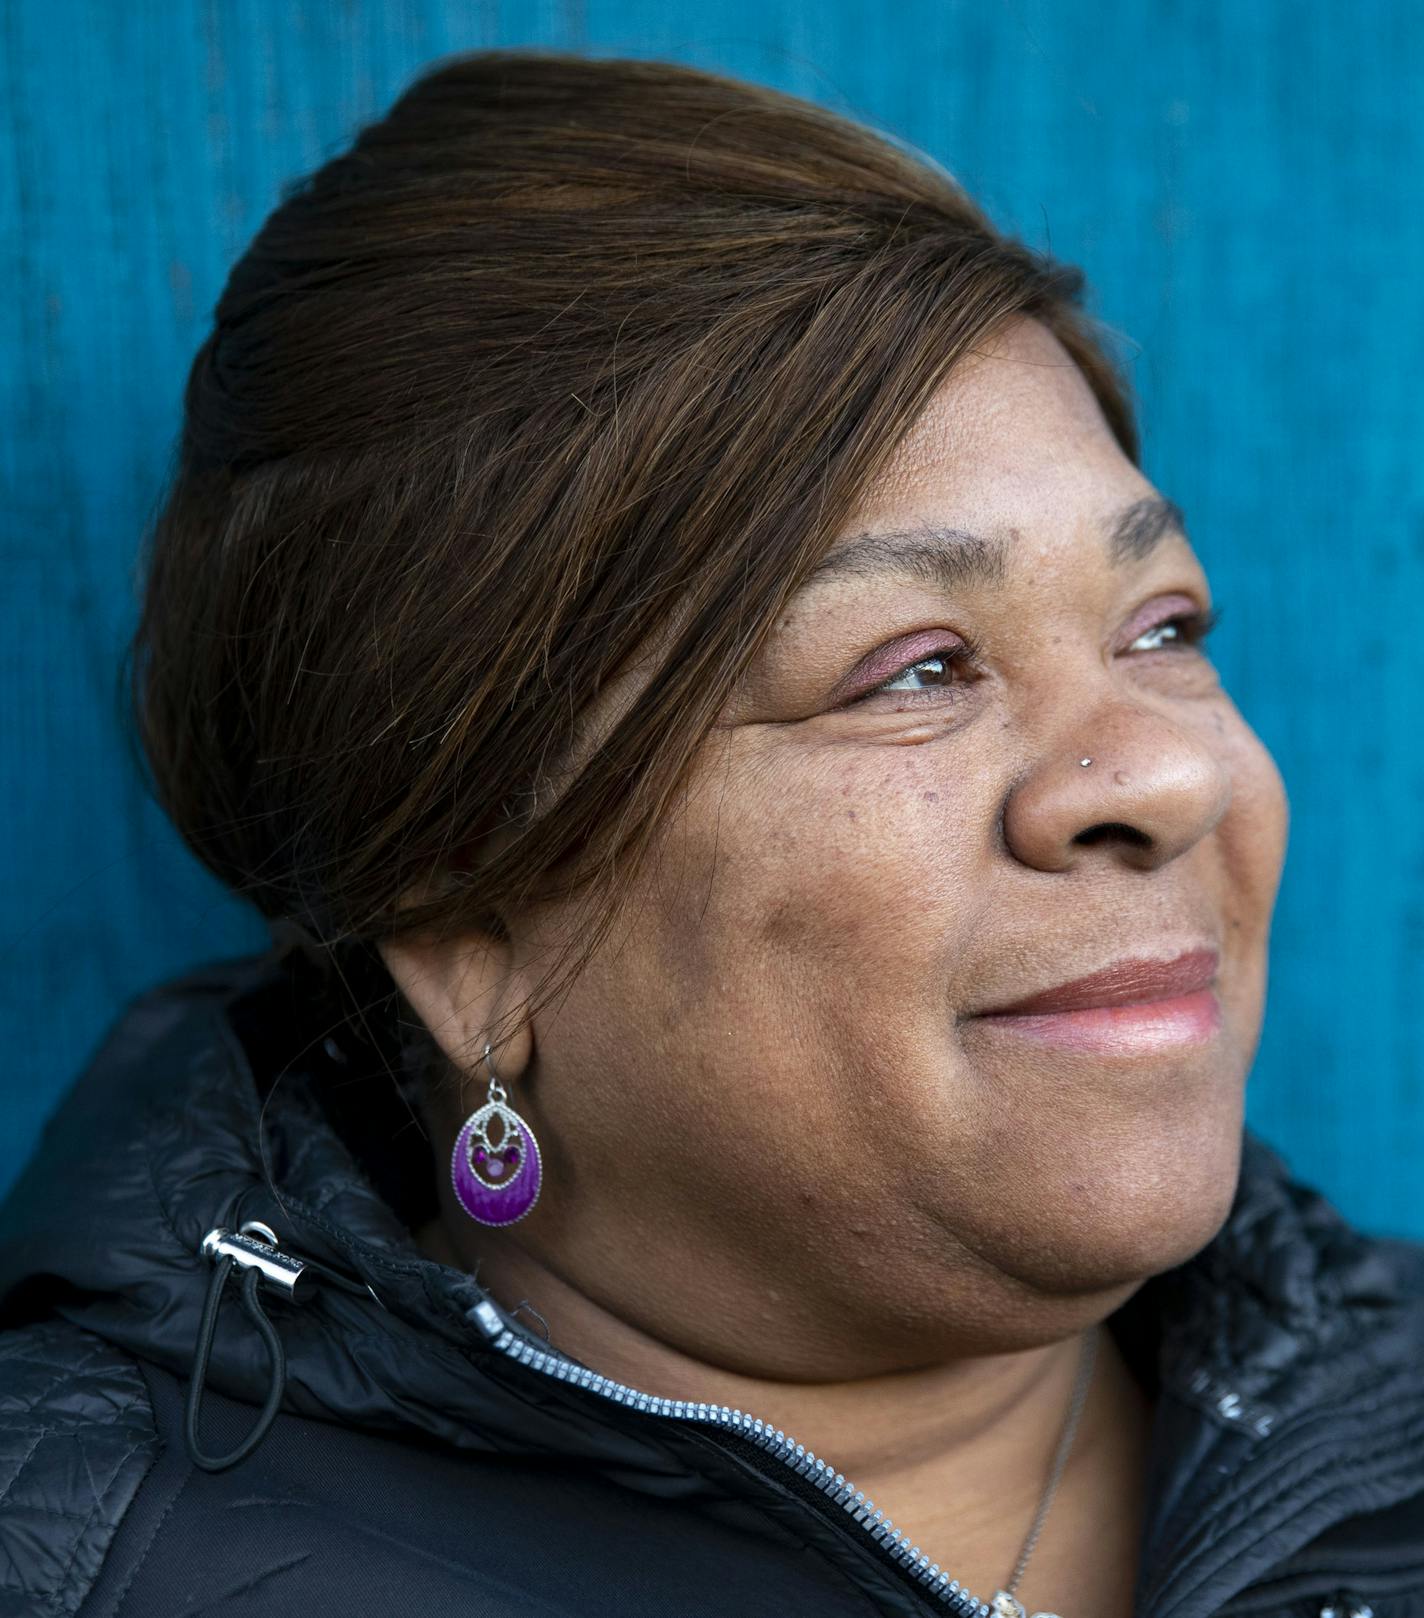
[{"x1": 968, "y1": 948, "x2": 1222, "y2": 1053}]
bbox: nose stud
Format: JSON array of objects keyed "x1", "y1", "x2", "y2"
[{"x1": 1079, "y1": 757, "x2": 1093, "y2": 767}]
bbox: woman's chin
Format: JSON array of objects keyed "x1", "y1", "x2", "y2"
[{"x1": 934, "y1": 1096, "x2": 1249, "y2": 1305}]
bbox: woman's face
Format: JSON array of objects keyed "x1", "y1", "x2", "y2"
[{"x1": 460, "y1": 315, "x2": 1289, "y2": 1373}]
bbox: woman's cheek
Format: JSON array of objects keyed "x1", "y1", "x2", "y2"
[
  {"x1": 709, "y1": 756, "x2": 984, "y2": 962},
  {"x1": 1215, "y1": 703, "x2": 1290, "y2": 913}
]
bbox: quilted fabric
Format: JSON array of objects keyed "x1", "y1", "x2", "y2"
[{"x1": 0, "y1": 1320, "x2": 158, "y2": 1617}]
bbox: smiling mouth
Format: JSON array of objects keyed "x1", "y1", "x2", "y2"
[{"x1": 967, "y1": 948, "x2": 1222, "y2": 1053}]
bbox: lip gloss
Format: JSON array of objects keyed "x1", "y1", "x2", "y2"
[{"x1": 970, "y1": 988, "x2": 1222, "y2": 1053}]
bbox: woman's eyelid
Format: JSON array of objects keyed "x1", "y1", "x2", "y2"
[
  {"x1": 1119, "y1": 589, "x2": 1213, "y2": 647},
  {"x1": 824, "y1": 627, "x2": 968, "y2": 705},
  {"x1": 853, "y1": 632, "x2": 980, "y2": 703}
]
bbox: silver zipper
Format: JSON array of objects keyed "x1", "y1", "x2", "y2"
[{"x1": 467, "y1": 1298, "x2": 991, "y2": 1616}]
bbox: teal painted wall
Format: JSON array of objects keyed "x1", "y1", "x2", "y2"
[{"x1": 3, "y1": 2, "x2": 1422, "y2": 1235}]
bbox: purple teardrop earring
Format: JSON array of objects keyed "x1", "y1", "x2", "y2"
[{"x1": 450, "y1": 1041, "x2": 543, "y2": 1226}]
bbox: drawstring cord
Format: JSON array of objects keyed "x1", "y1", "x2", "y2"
[
  {"x1": 183, "y1": 1219, "x2": 379, "y2": 1472},
  {"x1": 184, "y1": 1250, "x2": 287, "y2": 1471}
]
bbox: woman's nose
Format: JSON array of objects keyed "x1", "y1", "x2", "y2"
[{"x1": 1000, "y1": 704, "x2": 1232, "y2": 874}]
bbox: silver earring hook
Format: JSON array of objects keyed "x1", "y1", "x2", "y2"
[{"x1": 483, "y1": 1040, "x2": 508, "y2": 1105}]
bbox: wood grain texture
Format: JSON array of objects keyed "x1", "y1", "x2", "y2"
[{"x1": 3, "y1": 0, "x2": 1421, "y2": 1235}]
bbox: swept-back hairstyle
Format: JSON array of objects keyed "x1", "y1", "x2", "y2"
[{"x1": 127, "y1": 50, "x2": 1138, "y2": 1051}]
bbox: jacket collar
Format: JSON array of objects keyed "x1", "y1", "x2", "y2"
[{"x1": 2, "y1": 942, "x2": 1422, "y2": 1618}]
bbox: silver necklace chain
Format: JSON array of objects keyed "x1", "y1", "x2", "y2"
[{"x1": 989, "y1": 1327, "x2": 1098, "y2": 1618}]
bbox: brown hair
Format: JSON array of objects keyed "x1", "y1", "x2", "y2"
[{"x1": 126, "y1": 49, "x2": 1138, "y2": 1049}]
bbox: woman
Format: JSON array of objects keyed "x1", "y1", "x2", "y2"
[{"x1": 1, "y1": 49, "x2": 1421, "y2": 1618}]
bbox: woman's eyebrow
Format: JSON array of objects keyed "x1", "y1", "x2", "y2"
[{"x1": 801, "y1": 495, "x2": 1189, "y2": 595}]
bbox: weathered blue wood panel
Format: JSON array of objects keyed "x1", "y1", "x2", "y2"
[{"x1": 3, "y1": 0, "x2": 1421, "y2": 1234}]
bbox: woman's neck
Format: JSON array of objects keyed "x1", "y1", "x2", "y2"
[{"x1": 418, "y1": 1214, "x2": 1153, "y2": 1615}]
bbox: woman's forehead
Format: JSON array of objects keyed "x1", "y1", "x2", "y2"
[{"x1": 840, "y1": 315, "x2": 1138, "y2": 542}]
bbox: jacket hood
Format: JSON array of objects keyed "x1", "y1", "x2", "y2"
[{"x1": 3, "y1": 942, "x2": 1424, "y2": 1618}]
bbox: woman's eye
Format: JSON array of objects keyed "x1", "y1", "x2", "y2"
[
  {"x1": 1127, "y1": 607, "x2": 1219, "y2": 653},
  {"x1": 842, "y1": 609, "x2": 1216, "y2": 710},
  {"x1": 886, "y1": 650, "x2": 964, "y2": 689},
  {"x1": 868, "y1": 643, "x2": 976, "y2": 699}
]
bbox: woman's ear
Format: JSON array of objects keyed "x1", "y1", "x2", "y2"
[{"x1": 376, "y1": 926, "x2": 534, "y2": 1085}]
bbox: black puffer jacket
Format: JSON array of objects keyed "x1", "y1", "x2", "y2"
[{"x1": 2, "y1": 943, "x2": 1423, "y2": 1618}]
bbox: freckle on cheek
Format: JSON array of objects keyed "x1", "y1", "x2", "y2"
[
  {"x1": 758, "y1": 898, "x2": 805, "y2": 947},
  {"x1": 923, "y1": 792, "x2": 938, "y2": 803}
]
